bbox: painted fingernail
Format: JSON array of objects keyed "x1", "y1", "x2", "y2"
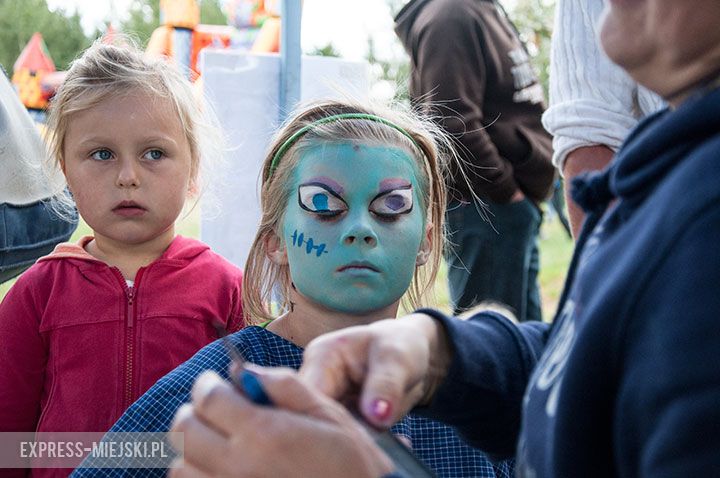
[{"x1": 370, "y1": 398, "x2": 392, "y2": 423}]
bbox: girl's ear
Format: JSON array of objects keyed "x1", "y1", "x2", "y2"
[
  {"x1": 416, "y1": 222, "x2": 433, "y2": 266},
  {"x1": 265, "y1": 231, "x2": 289, "y2": 265},
  {"x1": 187, "y1": 178, "x2": 199, "y2": 197}
]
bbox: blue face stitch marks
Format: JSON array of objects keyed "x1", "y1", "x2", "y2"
[
  {"x1": 281, "y1": 141, "x2": 426, "y2": 314},
  {"x1": 290, "y1": 230, "x2": 329, "y2": 257}
]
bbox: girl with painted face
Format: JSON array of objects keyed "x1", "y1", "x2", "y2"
[
  {"x1": 78, "y1": 101, "x2": 513, "y2": 478},
  {"x1": 0, "y1": 40, "x2": 244, "y2": 455}
]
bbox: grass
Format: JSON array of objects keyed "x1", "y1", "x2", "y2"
[{"x1": 1, "y1": 208, "x2": 574, "y2": 321}]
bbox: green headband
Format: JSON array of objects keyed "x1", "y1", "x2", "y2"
[{"x1": 267, "y1": 113, "x2": 421, "y2": 178}]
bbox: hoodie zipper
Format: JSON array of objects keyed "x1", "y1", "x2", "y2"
[
  {"x1": 124, "y1": 286, "x2": 135, "y2": 409},
  {"x1": 111, "y1": 267, "x2": 144, "y2": 411}
]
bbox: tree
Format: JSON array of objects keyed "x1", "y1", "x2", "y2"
[
  {"x1": 505, "y1": 0, "x2": 556, "y2": 98},
  {"x1": 199, "y1": 0, "x2": 227, "y2": 26},
  {"x1": 365, "y1": 36, "x2": 410, "y2": 103},
  {"x1": 0, "y1": 0, "x2": 92, "y2": 73},
  {"x1": 120, "y1": 0, "x2": 161, "y2": 47},
  {"x1": 309, "y1": 43, "x2": 341, "y2": 58}
]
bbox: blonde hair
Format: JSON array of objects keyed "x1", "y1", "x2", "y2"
[
  {"x1": 45, "y1": 37, "x2": 221, "y2": 218},
  {"x1": 243, "y1": 99, "x2": 453, "y2": 324}
]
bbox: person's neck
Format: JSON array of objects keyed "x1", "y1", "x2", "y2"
[
  {"x1": 266, "y1": 291, "x2": 400, "y2": 348},
  {"x1": 85, "y1": 228, "x2": 176, "y2": 281},
  {"x1": 664, "y1": 67, "x2": 720, "y2": 109}
]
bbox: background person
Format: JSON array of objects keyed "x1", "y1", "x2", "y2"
[
  {"x1": 394, "y1": 0, "x2": 555, "y2": 321},
  {"x1": 0, "y1": 69, "x2": 77, "y2": 283},
  {"x1": 541, "y1": 0, "x2": 664, "y2": 238}
]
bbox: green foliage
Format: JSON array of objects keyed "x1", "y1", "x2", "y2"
[
  {"x1": 505, "y1": 0, "x2": 556, "y2": 99},
  {"x1": 0, "y1": 0, "x2": 92, "y2": 73},
  {"x1": 199, "y1": 0, "x2": 227, "y2": 25},
  {"x1": 309, "y1": 42, "x2": 341, "y2": 58},
  {"x1": 365, "y1": 36, "x2": 410, "y2": 103},
  {"x1": 120, "y1": 0, "x2": 161, "y2": 47}
]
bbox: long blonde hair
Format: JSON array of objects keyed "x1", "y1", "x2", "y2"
[{"x1": 243, "y1": 99, "x2": 454, "y2": 324}]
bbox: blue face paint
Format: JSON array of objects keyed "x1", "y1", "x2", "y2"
[{"x1": 281, "y1": 142, "x2": 426, "y2": 314}]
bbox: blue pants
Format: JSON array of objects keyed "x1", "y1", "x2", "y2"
[
  {"x1": 0, "y1": 200, "x2": 77, "y2": 283},
  {"x1": 446, "y1": 199, "x2": 542, "y2": 322}
]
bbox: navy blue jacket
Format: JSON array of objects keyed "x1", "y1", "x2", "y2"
[{"x1": 418, "y1": 86, "x2": 720, "y2": 477}]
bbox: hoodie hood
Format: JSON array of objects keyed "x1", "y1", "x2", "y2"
[
  {"x1": 394, "y1": 0, "x2": 432, "y2": 50},
  {"x1": 395, "y1": 0, "x2": 495, "y2": 49},
  {"x1": 38, "y1": 234, "x2": 211, "y2": 265},
  {"x1": 571, "y1": 86, "x2": 720, "y2": 223},
  {"x1": 609, "y1": 86, "x2": 720, "y2": 202}
]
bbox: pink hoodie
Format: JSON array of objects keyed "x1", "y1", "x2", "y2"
[{"x1": 0, "y1": 235, "x2": 243, "y2": 444}]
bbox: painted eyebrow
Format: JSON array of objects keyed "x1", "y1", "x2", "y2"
[
  {"x1": 303, "y1": 176, "x2": 344, "y2": 195},
  {"x1": 378, "y1": 178, "x2": 412, "y2": 194},
  {"x1": 298, "y1": 181, "x2": 347, "y2": 204},
  {"x1": 370, "y1": 183, "x2": 413, "y2": 204}
]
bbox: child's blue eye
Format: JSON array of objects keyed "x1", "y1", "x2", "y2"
[
  {"x1": 91, "y1": 149, "x2": 113, "y2": 161},
  {"x1": 298, "y1": 184, "x2": 347, "y2": 216},
  {"x1": 143, "y1": 150, "x2": 164, "y2": 161},
  {"x1": 370, "y1": 187, "x2": 413, "y2": 217}
]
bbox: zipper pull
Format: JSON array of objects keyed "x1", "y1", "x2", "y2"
[{"x1": 127, "y1": 287, "x2": 135, "y2": 327}]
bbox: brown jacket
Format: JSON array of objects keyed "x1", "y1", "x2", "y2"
[{"x1": 395, "y1": 0, "x2": 555, "y2": 203}]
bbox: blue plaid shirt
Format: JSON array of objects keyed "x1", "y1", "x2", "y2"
[{"x1": 71, "y1": 326, "x2": 513, "y2": 478}]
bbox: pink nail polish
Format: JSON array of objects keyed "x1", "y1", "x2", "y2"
[{"x1": 370, "y1": 398, "x2": 392, "y2": 422}]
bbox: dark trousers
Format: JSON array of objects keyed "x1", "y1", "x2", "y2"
[
  {"x1": 446, "y1": 199, "x2": 542, "y2": 321},
  {"x1": 1, "y1": 200, "x2": 77, "y2": 283}
]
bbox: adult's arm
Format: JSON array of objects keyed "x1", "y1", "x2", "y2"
[
  {"x1": 0, "y1": 71, "x2": 64, "y2": 205},
  {"x1": 541, "y1": 0, "x2": 658, "y2": 172},
  {"x1": 1, "y1": 73, "x2": 77, "y2": 282},
  {"x1": 414, "y1": 310, "x2": 548, "y2": 458},
  {"x1": 542, "y1": 0, "x2": 664, "y2": 238},
  {"x1": 562, "y1": 145, "x2": 614, "y2": 238}
]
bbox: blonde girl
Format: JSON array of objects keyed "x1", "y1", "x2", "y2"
[{"x1": 0, "y1": 41, "x2": 244, "y2": 454}]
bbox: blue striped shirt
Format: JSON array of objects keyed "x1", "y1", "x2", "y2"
[{"x1": 71, "y1": 326, "x2": 513, "y2": 477}]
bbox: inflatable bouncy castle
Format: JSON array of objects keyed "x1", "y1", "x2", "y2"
[
  {"x1": 146, "y1": 0, "x2": 282, "y2": 79},
  {"x1": 10, "y1": 0, "x2": 285, "y2": 115}
]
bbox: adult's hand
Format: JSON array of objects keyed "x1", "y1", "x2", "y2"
[
  {"x1": 169, "y1": 368, "x2": 394, "y2": 478},
  {"x1": 300, "y1": 313, "x2": 453, "y2": 429}
]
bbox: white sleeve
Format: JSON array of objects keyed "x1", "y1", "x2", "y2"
[
  {"x1": 541, "y1": 0, "x2": 664, "y2": 173},
  {"x1": 0, "y1": 73, "x2": 65, "y2": 205}
]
